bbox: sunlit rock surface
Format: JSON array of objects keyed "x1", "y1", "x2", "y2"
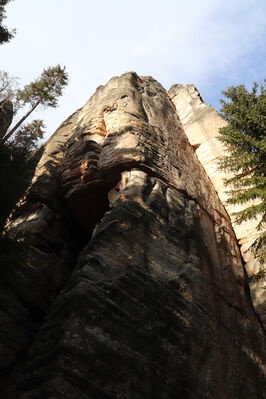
[
  {"x1": 169, "y1": 83, "x2": 266, "y2": 327},
  {"x1": 1, "y1": 73, "x2": 265, "y2": 399}
]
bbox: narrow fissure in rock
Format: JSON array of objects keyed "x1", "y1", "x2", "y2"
[{"x1": 1, "y1": 72, "x2": 265, "y2": 399}]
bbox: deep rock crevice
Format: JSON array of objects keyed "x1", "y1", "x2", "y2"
[{"x1": 1, "y1": 72, "x2": 265, "y2": 399}]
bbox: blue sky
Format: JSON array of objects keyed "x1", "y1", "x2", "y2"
[{"x1": 1, "y1": 0, "x2": 266, "y2": 140}]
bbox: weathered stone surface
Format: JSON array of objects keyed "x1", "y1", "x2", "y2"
[
  {"x1": 169, "y1": 83, "x2": 266, "y2": 327},
  {"x1": 0, "y1": 111, "x2": 86, "y2": 398},
  {"x1": 1, "y1": 73, "x2": 265, "y2": 398}
]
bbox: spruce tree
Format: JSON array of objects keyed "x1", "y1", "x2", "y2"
[{"x1": 218, "y1": 80, "x2": 266, "y2": 264}]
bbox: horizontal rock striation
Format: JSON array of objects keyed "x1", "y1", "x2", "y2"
[
  {"x1": 169, "y1": 83, "x2": 266, "y2": 327},
  {"x1": 1, "y1": 73, "x2": 265, "y2": 398},
  {"x1": 0, "y1": 111, "x2": 87, "y2": 398}
]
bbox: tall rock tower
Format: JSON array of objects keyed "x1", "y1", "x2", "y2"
[
  {"x1": 169, "y1": 84, "x2": 265, "y2": 326},
  {"x1": 1, "y1": 73, "x2": 265, "y2": 399}
]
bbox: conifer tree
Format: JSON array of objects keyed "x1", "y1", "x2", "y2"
[
  {"x1": 0, "y1": 65, "x2": 68, "y2": 237},
  {"x1": 0, "y1": 0, "x2": 14, "y2": 44},
  {"x1": 1, "y1": 65, "x2": 68, "y2": 144},
  {"x1": 218, "y1": 80, "x2": 266, "y2": 264}
]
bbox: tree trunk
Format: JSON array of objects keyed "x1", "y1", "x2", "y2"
[{"x1": 0, "y1": 99, "x2": 41, "y2": 144}]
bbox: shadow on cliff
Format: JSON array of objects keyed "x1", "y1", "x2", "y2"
[
  {"x1": 18, "y1": 196, "x2": 265, "y2": 399},
  {"x1": 0, "y1": 141, "x2": 45, "y2": 300},
  {"x1": 0, "y1": 143, "x2": 44, "y2": 232},
  {"x1": 19, "y1": 200, "x2": 206, "y2": 398},
  {"x1": 1, "y1": 112, "x2": 265, "y2": 398},
  {"x1": 0, "y1": 143, "x2": 90, "y2": 399}
]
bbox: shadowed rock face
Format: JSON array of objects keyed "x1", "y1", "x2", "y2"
[
  {"x1": 0, "y1": 99, "x2": 13, "y2": 140},
  {"x1": 1, "y1": 73, "x2": 265, "y2": 398}
]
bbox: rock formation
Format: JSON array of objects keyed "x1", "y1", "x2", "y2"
[
  {"x1": 1, "y1": 73, "x2": 265, "y2": 398},
  {"x1": 0, "y1": 99, "x2": 13, "y2": 140},
  {"x1": 169, "y1": 84, "x2": 265, "y2": 326}
]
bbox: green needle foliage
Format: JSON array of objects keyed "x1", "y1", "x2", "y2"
[
  {"x1": 218, "y1": 80, "x2": 266, "y2": 264},
  {"x1": 0, "y1": 65, "x2": 68, "y2": 238},
  {"x1": 1, "y1": 64, "x2": 68, "y2": 144},
  {"x1": 0, "y1": 143, "x2": 34, "y2": 232},
  {"x1": 0, "y1": 4, "x2": 69, "y2": 278},
  {"x1": 0, "y1": 0, "x2": 14, "y2": 44},
  {"x1": 12, "y1": 119, "x2": 45, "y2": 151},
  {"x1": 16, "y1": 64, "x2": 68, "y2": 108}
]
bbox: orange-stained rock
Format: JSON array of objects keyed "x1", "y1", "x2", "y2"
[{"x1": 1, "y1": 73, "x2": 265, "y2": 399}]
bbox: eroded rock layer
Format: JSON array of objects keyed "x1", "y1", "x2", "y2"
[
  {"x1": 168, "y1": 84, "x2": 266, "y2": 326},
  {"x1": 2, "y1": 73, "x2": 265, "y2": 398}
]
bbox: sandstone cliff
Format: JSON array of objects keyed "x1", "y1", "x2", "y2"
[
  {"x1": 1, "y1": 73, "x2": 265, "y2": 398},
  {"x1": 168, "y1": 84, "x2": 265, "y2": 326}
]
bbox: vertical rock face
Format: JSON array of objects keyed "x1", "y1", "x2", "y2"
[
  {"x1": 0, "y1": 99, "x2": 13, "y2": 140},
  {"x1": 0, "y1": 111, "x2": 85, "y2": 398},
  {"x1": 1, "y1": 73, "x2": 265, "y2": 398},
  {"x1": 169, "y1": 84, "x2": 266, "y2": 326}
]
